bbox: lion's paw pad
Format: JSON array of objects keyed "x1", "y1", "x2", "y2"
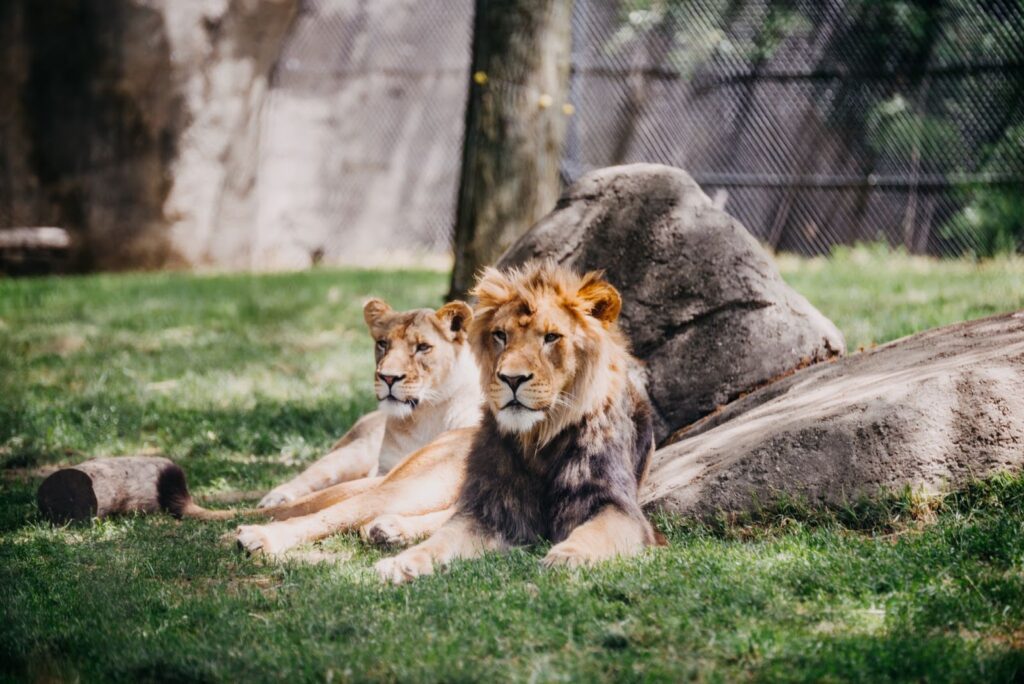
[
  {"x1": 236, "y1": 525, "x2": 278, "y2": 556},
  {"x1": 374, "y1": 551, "x2": 433, "y2": 584},
  {"x1": 361, "y1": 515, "x2": 409, "y2": 546}
]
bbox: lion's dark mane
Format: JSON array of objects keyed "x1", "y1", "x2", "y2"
[{"x1": 457, "y1": 368, "x2": 655, "y2": 545}]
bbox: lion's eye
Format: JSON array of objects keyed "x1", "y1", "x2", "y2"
[
  {"x1": 376, "y1": 339, "x2": 388, "y2": 351},
  {"x1": 416, "y1": 343, "x2": 432, "y2": 353},
  {"x1": 544, "y1": 332, "x2": 562, "y2": 344},
  {"x1": 492, "y1": 330, "x2": 507, "y2": 345}
]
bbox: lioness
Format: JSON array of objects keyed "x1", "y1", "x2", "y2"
[
  {"x1": 256, "y1": 297, "x2": 482, "y2": 508},
  {"x1": 374, "y1": 262, "x2": 661, "y2": 583},
  {"x1": 165, "y1": 298, "x2": 482, "y2": 546}
]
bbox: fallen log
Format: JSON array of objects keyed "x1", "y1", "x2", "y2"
[{"x1": 37, "y1": 456, "x2": 188, "y2": 523}]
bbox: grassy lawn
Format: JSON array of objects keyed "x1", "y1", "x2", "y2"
[{"x1": 2, "y1": 246, "x2": 1024, "y2": 682}]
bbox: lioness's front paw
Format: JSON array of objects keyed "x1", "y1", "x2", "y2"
[
  {"x1": 236, "y1": 524, "x2": 289, "y2": 556},
  {"x1": 541, "y1": 541, "x2": 596, "y2": 569},
  {"x1": 258, "y1": 488, "x2": 297, "y2": 509},
  {"x1": 374, "y1": 549, "x2": 434, "y2": 585},
  {"x1": 360, "y1": 514, "x2": 411, "y2": 546}
]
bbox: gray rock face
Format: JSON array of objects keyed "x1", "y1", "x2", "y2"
[
  {"x1": 0, "y1": 0, "x2": 472, "y2": 271},
  {"x1": 641, "y1": 312, "x2": 1024, "y2": 516},
  {"x1": 499, "y1": 163, "x2": 845, "y2": 442}
]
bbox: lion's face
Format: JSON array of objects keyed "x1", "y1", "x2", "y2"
[
  {"x1": 470, "y1": 263, "x2": 624, "y2": 437},
  {"x1": 364, "y1": 299, "x2": 473, "y2": 419}
]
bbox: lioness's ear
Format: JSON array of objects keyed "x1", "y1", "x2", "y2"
[
  {"x1": 576, "y1": 273, "x2": 622, "y2": 325},
  {"x1": 363, "y1": 298, "x2": 392, "y2": 327},
  {"x1": 436, "y1": 301, "x2": 473, "y2": 339}
]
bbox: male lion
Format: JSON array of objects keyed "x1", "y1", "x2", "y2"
[
  {"x1": 164, "y1": 298, "x2": 482, "y2": 548},
  {"x1": 375, "y1": 262, "x2": 661, "y2": 584}
]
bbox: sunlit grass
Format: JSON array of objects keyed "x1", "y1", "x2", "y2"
[{"x1": 777, "y1": 244, "x2": 1024, "y2": 350}]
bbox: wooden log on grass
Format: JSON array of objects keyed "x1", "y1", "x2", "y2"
[{"x1": 37, "y1": 456, "x2": 190, "y2": 523}]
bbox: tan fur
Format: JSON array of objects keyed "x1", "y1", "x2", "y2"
[
  {"x1": 359, "y1": 508, "x2": 457, "y2": 546},
  {"x1": 540, "y1": 506, "x2": 649, "y2": 568},
  {"x1": 469, "y1": 264, "x2": 631, "y2": 448},
  {"x1": 175, "y1": 299, "x2": 481, "y2": 525},
  {"x1": 375, "y1": 262, "x2": 657, "y2": 584},
  {"x1": 255, "y1": 298, "x2": 480, "y2": 509},
  {"x1": 374, "y1": 514, "x2": 506, "y2": 584},
  {"x1": 235, "y1": 428, "x2": 475, "y2": 555}
]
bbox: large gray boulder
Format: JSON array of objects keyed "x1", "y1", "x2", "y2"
[
  {"x1": 500, "y1": 163, "x2": 845, "y2": 442},
  {"x1": 641, "y1": 312, "x2": 1024, "y2": 516}
]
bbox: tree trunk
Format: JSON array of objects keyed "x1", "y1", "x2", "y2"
[{"x1": 448, "y1": 0, "x2": 573, "y2": 300}]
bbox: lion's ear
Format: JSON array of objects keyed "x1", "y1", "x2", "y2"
[
  {"x1": 436, "y1": 300, "x2": 473, "y2": 340},
  {"x1": 363, "y1": 298, "x2": 392, "y2": 327},
  {"x1": 576, "y1": 273, "x2": 622, "y2": 325}
]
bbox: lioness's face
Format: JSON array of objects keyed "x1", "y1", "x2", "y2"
[
  {"x1": 471, "y1": 265, "x2": 622, "y2": 435},
  {"x1": 364, "y1": 299, "x2": 473, "y2": 419}
]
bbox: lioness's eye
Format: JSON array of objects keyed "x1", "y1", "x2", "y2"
[
  {"x1": 416, "y1": 343, "x2": 432, "y2": 353},
  {"x1": 376, "y1": 339, "x2": 388, "y2": 351},
  {"x1": 492, "y1": 330, "x2": 507, "y2": 345},
  {"x1": 544, "y1": 332, "x2": 562, "y2": 344}
]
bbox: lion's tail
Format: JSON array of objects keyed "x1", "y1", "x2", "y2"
[{"x1": 156, "y1": 463, "x2": 258, "y2": 521}]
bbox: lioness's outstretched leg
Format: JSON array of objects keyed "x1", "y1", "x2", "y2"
[
  {"x1": 360, "y1": 507, "x2": 456, "y2": 546},
  {"x1": 374, "y1": 514, "x2": 505, "y2": 584},
  {"x1": 541, "y1": 506, "x2": 653, "y2": 568},
  {"x1": 236, "y1": 429, "x2": 472, "y2": 555},
  {"x1": 258, "y1": 411, "x2": 387, "y2": 507},
  {"x1": 263, "y1": 476, "x2": 384, "y2": 521}
]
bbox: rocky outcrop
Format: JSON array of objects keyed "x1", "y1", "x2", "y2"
[
  {"x1": 500, "y1": 163, "x2": 845, "y2": 442},
  {"x1": 641, "y1": 312, "x2": 1024, "y2": 516}
]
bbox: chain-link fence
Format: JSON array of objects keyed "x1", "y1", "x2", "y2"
[
  {"x1": 567, "y1": 0, "x2": 1024, "y2": 256},
  {"x1": 267, "y1": 0, "x2": 1023, "y2": 259}
]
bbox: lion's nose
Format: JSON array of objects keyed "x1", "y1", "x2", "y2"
[
  {"x1": 378, "y1": 373, "x2": 405, "y2": 387},
  {"x1": 498, "y1": 373, "x2": 533, "y2": 391}
]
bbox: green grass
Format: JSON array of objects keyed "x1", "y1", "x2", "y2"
[{"x1": 2, "y1": 247, "x2": 1024, "y2": 682}]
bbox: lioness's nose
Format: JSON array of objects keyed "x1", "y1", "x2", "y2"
[
  {"x1": 378, "y1": 373, "x2": 405, "y2": 387},
  {"x1": 498, "y1": 373, "x2": 533, "y2": 390}
]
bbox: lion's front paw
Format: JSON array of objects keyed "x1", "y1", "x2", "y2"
[
  {"x1": 360, "y1": 514, "x2": 411, "y2": 546},
  {"x1": 541, "y1": 541, "x2": 598, "y2": 569},
  {"x1": 374, "y1": 549, "x2": 435, "y2": 585},
  {"x1": 258, "y1": 488, "x2": 297, "y2": 509},
  {"x1": 236, "y1": 524, "x2": 290, "y2": 556}
]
